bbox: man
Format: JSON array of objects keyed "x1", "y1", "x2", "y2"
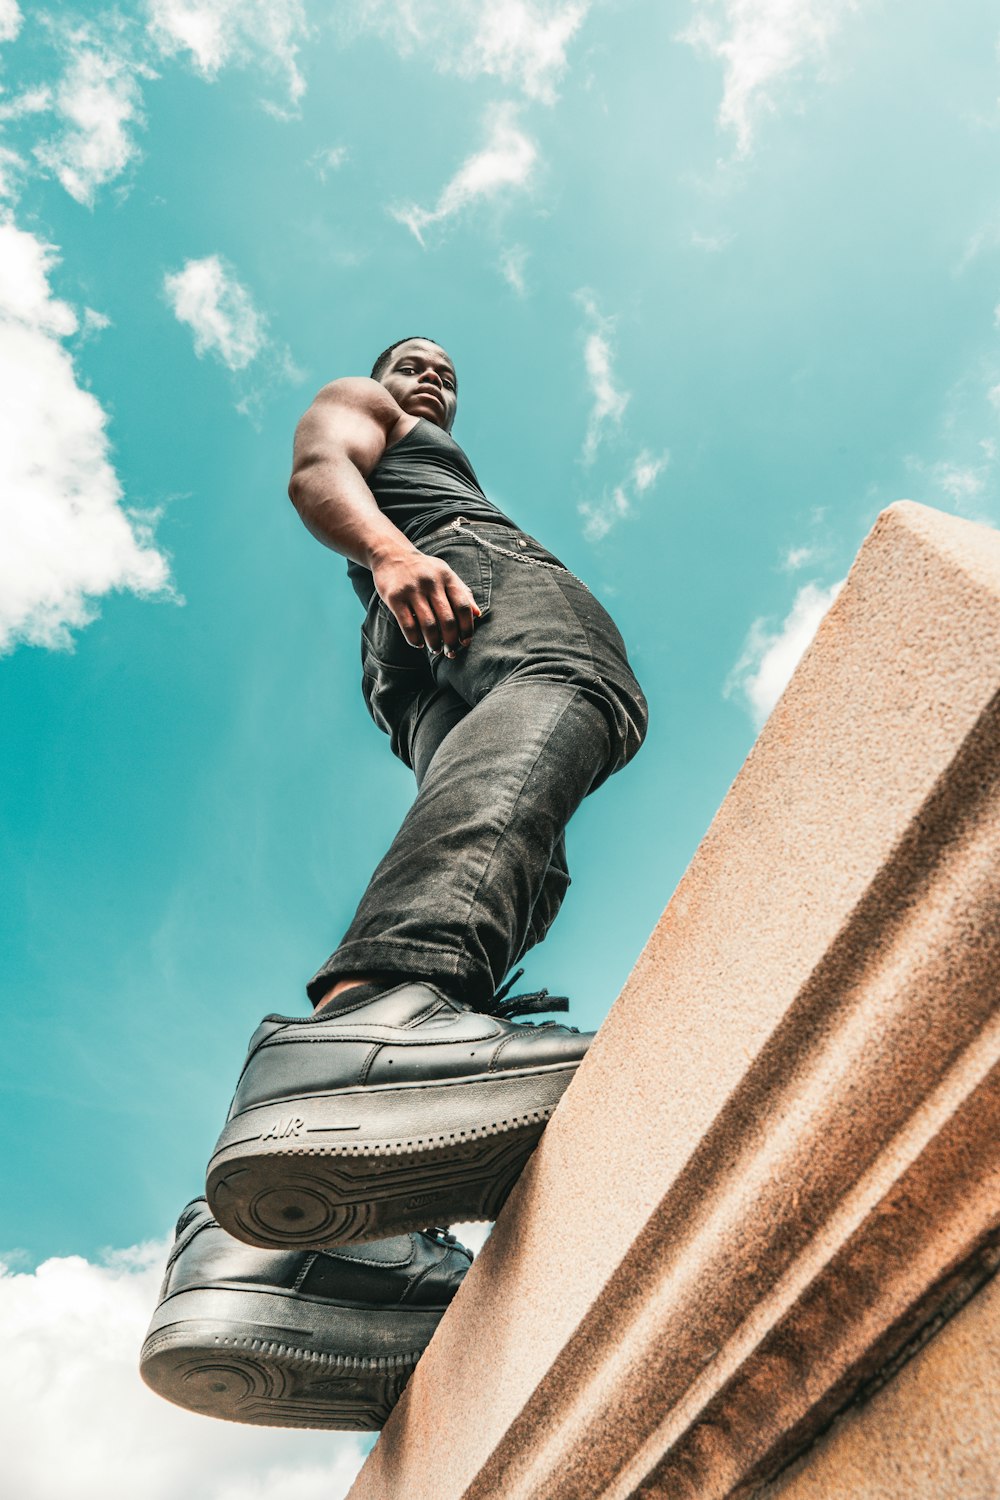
[{"x1": 141, "y1": 338, "x2": 647, "y2": 1429}]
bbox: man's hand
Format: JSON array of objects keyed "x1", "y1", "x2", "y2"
[{"x1": 371, "y1": 545, "x2": 481, "y2": 657}]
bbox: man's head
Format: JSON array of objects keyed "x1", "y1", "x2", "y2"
[{"x1": 371, "y1": 336, "x2": 458, "y2": 433}]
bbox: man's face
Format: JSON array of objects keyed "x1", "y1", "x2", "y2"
[{"x1": 379, "y1": 339, "x2": 458, "y2": 433}]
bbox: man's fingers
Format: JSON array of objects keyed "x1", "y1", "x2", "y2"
[
  {"x1": 444, "y1": 577, "x2": 481, "y2": 650},
  {"x1": 394, "y1": 604, "x2": 424, "y2": 649},
  {"x1": 381, "y1": 560, "x2": 482, "y2": 657},
  {"x1": 429, "y1": 584, "x2": 461, "y2": 656},
  {"x1": 411, "y1": 597, "x2": 443, "y2": 655},
  {"x1": 453, "y1": 601, "x2": 477, "y2": 648}
]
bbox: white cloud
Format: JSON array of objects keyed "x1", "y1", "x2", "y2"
[
  {"x1": 452, "y1": 0, "x2": 587, "y2": 103},
  {"x1": 146, "y1": 0, "x2": 308, "y2": 108},
  {"x1": 309, "y1": 143, "x2": 348, "y2": 179},
  {"x1": 0, "y1": 1236, "x2": 368, "y2": 1500},
  {"x1": 781, "y1": 543, "x2": 817, "y2": 571},
  {"x1": 956, "y1": 218, "x2": 1000, "y2": 276},
  {"x1": 0, "y1": 221, "x2": 171, "y2": 655},
  {"x1": 163, "y1": 256, "x2": 301, "y2": 416},
  {"x1": 348, "y1": 0, "x2": 587, "y2": 103},
  {"x1": 690, "y1": 228, "x2": 733, "y2": 252},
  {"x1": 578, "y1": 334, "x2": 626, "y2": 456},
  {"x1": 451, "y1": 1220, "x2": 493, "y2": 1254},
  {"x1": 573, "y1": 296, "x2": 669, "y2": 540},
  {"x1": 905, "y1": 448, "x2": 995, "y2": 519},
  {"x1": 679, "y1": 0, "x2": 860, "y2": 156},
  {"x1": 391, "y1": 102, "x2": 537, "y2": 245},
  {"x1": 898, "y1": 302, "x2": 1000, "y2": 524},
  {"x1": 632, "y1": 448, "x2": 667, "y2": 493},
  {"x1": 579, "y1": 448, "x2": 669, "y2": 542},
  {"x1": 0, "y1": 85, "x2": 53, "y2": 122},
  {"x1": 0, "y1": 222, "x2": 77, "y2": 336},
  {"x1": 0, "y1": 0, "x2": 21, "y2": 44},
  {"x1": 932, "y1": 462, "x2": 986, "y2": 503},
  {"x1": 81, "y1": 305, "x2": 112, "y2": 335},
  {"x1": 499, "y1": 243, "x2": 529, "y2": 295},
  {"x1": 579, "y1": 484, "x2": 630, "y2": 543},
  {"x1": 726, "y1": 576, "x2": 845, "y2": 727},
  {"x1": 0, "y1": 143, "x2": 24, "y2": 198},
  {"x1": 582, "y1": 333, "x2": 627, "y2": 453},
  {"x1": 575, "y1": 290, "x2": 630, "y2": 464},
  {"x1": 34, "y1": 34, "x2": 149, "y2": 205},
  {"x1": 164, "y1": 255, "x2": 267, "y2": 371}
]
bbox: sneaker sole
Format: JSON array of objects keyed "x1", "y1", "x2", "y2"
[
  {"x1": 139, "y1": 1285, "x2": 440, "y2": 1429},
  {"x1": 206, "y1": 1063, "x2": 576, "y2": 1249}
]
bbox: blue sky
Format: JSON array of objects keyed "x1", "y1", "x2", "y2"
[{"x1": 3, "y1": 1, "x2": 1000, "y2": 1493}]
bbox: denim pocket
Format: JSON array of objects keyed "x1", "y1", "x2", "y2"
[
  {"x1": 415, "y1": 533, "x2": 493, "y2": 617},
  {"x1": 456, "y1": 526, "x2": 584, "y2": 589},
  {"x1": 360, "y1": 610, "x2": 429, "y2": 743}
]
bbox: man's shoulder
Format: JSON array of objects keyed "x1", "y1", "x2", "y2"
[
  {"x1": 311, "y1": 376, "x2": 398, "y2": 418},
  {"x1": 299, "y1": 379, "x2": 403, "y2": 444}
]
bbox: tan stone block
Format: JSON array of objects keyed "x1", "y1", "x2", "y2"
[
  {"x1": 760, "y1": 1268, "x2": 1000, "y2": 1500},
  {"x1": 348, "y1": 502, "x2": 1000, "y2": 1500}
]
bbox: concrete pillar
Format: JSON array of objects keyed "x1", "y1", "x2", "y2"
[
  {"x1": 760, "y1": 1269, "x2": 1000, "y2": 1500},
  {"x1": 348, "y1": 501, "x2": 1000, "y2": 1500}
]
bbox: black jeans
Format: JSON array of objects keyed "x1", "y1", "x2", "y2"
[{"x1": 307, "y1": 519, "x2": 648, "y2": 1011}]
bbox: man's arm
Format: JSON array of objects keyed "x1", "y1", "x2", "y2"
[{"x1": 288, "y1": 378, "x2": 479, "y2": 656}]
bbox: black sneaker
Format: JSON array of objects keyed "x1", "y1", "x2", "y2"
[
  {"x1": 206, "y1": 981, "x2": 591, "y2": 1249},
  {"x1": 139, "y1": 1198, "x2": 471, "y2": 1429}
]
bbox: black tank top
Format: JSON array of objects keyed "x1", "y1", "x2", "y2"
[{"x1": 347, "y1": 419, "x2": 517, "y2": 606}]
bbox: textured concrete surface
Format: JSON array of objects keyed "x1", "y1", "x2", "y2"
[
  {"x1": 347, "y1": 502, "x2": 1000, "y2": 1500},
  {"x1": 760, "y1": 1268, "x2": 1000, "y2": 1500}
]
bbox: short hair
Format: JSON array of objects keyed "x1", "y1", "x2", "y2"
[{"x1": 370, "y1": 335, "x2": 443, "y2": 383}]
